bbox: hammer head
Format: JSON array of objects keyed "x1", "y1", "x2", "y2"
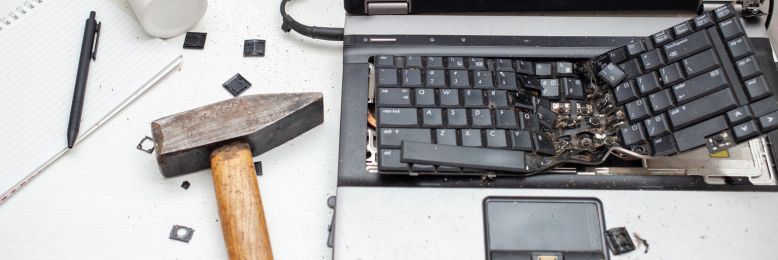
[{"x1": 151, "y1": 92, "x2": 324, "y2": 177}]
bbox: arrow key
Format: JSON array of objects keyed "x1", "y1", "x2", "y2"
[
  {"x1": 733, "y1": 120, "x2": 760, "y2": 142},
  {"x1": 758, "y1": 111, "x2": 778, "y2": 132},
  {"x1": 726, "y1": 106, "x2": 753, "y2": 125}
]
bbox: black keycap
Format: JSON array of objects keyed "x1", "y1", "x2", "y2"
[
  {"x1": 379, "y1": 149, "x2": 408, "y2": 171},
  {"x1": 727, "y1": 37, "x2": 753, "y2": 60},
  {"x1": 673, "y1": 116, "x2": 728, "y2": 152},
  {"x1": 487, "y1": 90, "x2": 510, "y2": 108},
  {"x1": 625, "y1": 98, "x2": 652, "y2": 123},
  {"x1": 563, "y1": 78, "x2": 586, "y2": 100},
  {"x1": 471, "y1": 109, "x2": 492, "y2": 128},
  {"x1": 598, "y1": 63, "x2": 627, "y2": 86},
  {"x1": 515, "y1": 60, "x2": 534, "y2": 74},
  {"x1": 377, "y1": 68, "x2": 399, "y2": 86},
  {"x1": 636, "y1": 72, "x2": 662, "y2": 94},
  {"x1": 659, "y1": 63, "x2": 685, "y2": 85},
  {"x1": 411, "y1": 163, "x2": 435, "y2": 172},
  {"x1": 626, "y1": 41, "x2": 646, "y2": 56},
  {"x1": 609, "y1": 47, "x2": 628, "y2": 64},
  {"x1": 663, "y1": 30, "x2": 712, "y2": 63},
  {"x1": 414, "y1": 88, "x2": 435, "y2": 107},
  {"x1": 495, "y1": 58, "x2": 514, "y2": 71},
  {"x1": 681, "y1": 49, "x2": 720, "y2": 78},
  {"x1": 439, "y1": 89, "x2": 460, "y2": 107},
  {"x1": 619, "y1": 59, "x2": 642, "y2": 79},
  {"x1": 621, "y1": 123, "x2": 647, "y2": 146},
  {"x1": 614, "y1": 80, "x2": 639, "y2": 104},
  {"x1": 651, "y1": 135, "x2": 678, "y2": 156},
  {"x1": 447, "y1": 57, "x2": 466, "y2": 69},
  {"x1": 533, "y1": 132, "x2": 556, "y2": 155},
  {"x1": 379, "y1": 128, "x2": 431, "y2": 148},
  {"x1": 463, "y1": 89, "x2": 485, "y2": 107},
  {"x1": 744, "y1": 75, "x2": 771, "y2": 101},
  {"x1": 735, "y1": 55, "x2": 760, "y2": 80},
  {"x1": 378, "y1": 88, "x2": 411, "y2": 106},
  {"x1": 519, "y1": 112, "x2": 540, "y2": 131},
  {"x1": 673, "y1": 21, "x2": 693, "y2": 37},
  {"x1": 495, "y1": 109, "x2": 518, "y2": 129},
  {"x1": 672, "y1": 68, "x2": 729, "y2": 105},
  {"x1": 535, "y1": 63, "x2": 552, "y2": 77},
  {"x1": 473, "y1": 71, "x2": 494, "y2": 88},
  {"x1": 718, "y1": 18, "x2": 745, "y2": 41},
  {"x1": 694, "y1": 13, "x2": 714, "y2": 29},
  {"x1": 435, "y1": 129, "x2": 458, "y2": 145},
  {"x1": 400, "y1": 142, "x2": 529, "y2": 172},
  {"x1": 405, "y1": 56, "x2": 422, "y2": 68},
  {"x1": 641, "y1": 49, "x2": 666, "y2": 71},
  {"x1": 727, "y1": 106, "x2": 754, "y2": 125},
  {"x1": 422, "y1": 108, "x2": 444, "y2": 128},
  {"x1": 644, "y1": 114, "x2": 671, "y2": 138},
  {"x1": 448, "y1": 70, "x2": 470, "y2": 88},
  {"x1": 519, "y1": 76, "x2": 542, "y2": 92},
  {"x1": 467, "y1": 58, "x2": 487, "y2": 70},
  {"x1": 733, "y1": 120, "x2": 760, "y2": 142},
  {"x1": 759, "y1": 111, "x2": 778, "y2": 132},
  {"x1": 486, "y1": 129, "x2": 508, "y2": 148},
  {"x1": 401, "y1": 68, "x2": 422, "y2": 87},
  {"x1": 556, "y1": 62, "x2": 574, "y2": 76},
  {"x1": 379, "y1": 108, "x2": 418, "y2": 127},
  {"x1": 714, "y1": 4, "x2": 736, "y2": 20},
  {"x1": 648, "y1": 89, "x2": 675, "y2": 113},
  {"x1": 376, "y1": 55, "x2": 395, "y2": 68},
  {"x1": 510, "y1": 130, "x2": 534, "y2": 151},
  {"x1": 750, "y1": 97, "x2": 778, "y2": 117},
  {"x1": 497, "y1": 71, "x2": 518, "y2": 90},
  {"x1": 653, "y1": 30, "x2": 673, "y2": 45},
  {"x1": 667, "y1": 89, "x2": 737, "y2": 129},
  {"x1": 447, "y1": 109, "x2": 468, "y2": 128},
  {"x1": 536, "y1": 106, "x2": 557, "y2": 129},
  {"x1": 461, "y1": 129, "x2": 483, "y2": 147},
  {"x1": 425, "y1": 69, "x2": 446, "y2": 88},
  {"x1": 540, "y1": 79, "x2": 561, "y2": 99},
  {"x1": 425, "y1": 56, "x2": 444, "y2": 69}
]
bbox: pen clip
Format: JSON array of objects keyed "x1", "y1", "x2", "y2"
[{"x1": 92, "y1": 21, "x2": 101, "y2": 60}]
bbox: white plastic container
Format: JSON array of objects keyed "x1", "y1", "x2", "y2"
[{"x1": 128, "y1": 0, "x2": 207, "y2": 38}]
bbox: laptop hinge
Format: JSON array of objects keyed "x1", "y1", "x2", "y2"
[{"x1": 365, "y1": 0, "x2": 410, "y2": 15}]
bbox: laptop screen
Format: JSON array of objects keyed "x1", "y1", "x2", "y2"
[{"x1": 346, "y1": 0, "x2": 702, "y2": 14}]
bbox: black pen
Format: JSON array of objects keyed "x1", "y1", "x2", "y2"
[{"x1": 67, "y1": 11, "x2": 101, "y2": 148}]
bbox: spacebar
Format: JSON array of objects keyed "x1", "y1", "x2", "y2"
[{"x1": 400, "y1": 142, "x2": 529, "y2": 172}]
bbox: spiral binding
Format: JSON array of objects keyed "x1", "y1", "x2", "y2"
[{"x1": 0, "y1": 0, "x2": 43, "y2": 31}]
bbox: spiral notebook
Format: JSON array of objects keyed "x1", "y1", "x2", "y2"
[{"x1": 0, "y1": 0, "x2": 182, "y2": 203}]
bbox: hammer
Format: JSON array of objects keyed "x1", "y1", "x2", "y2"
[{"x1": 151, "y1": 92, "x2": 323, "y2": 260}]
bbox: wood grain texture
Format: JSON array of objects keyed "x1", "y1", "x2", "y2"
[{"x1": 210, "y1": 142, "x2": 273, "y2": 260}]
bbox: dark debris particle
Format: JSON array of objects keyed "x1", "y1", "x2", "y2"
[
  {"x1": 223, "y1": 73, "x2": 252, "y2": 97},
  {"x1": 243, "y1": 39, "x2": 266, "y2": 57},
  {"x1": 169, "y1": 225, "x2": 194, "y2": 243},
  {"x1": 634, "y1": 233, "x2": 650, "y2": 254},
  {"x1": 183, "y1": 32, "x2": 207, "y2": 49},
  {"x1": 136, "y1": 136, "x2": 154, "y2": 153},
  {"x1": 254, "y1": 161, "x2": 262, "y2": 176},
  {"x1": 605, "y1": 227, "x2": 636, "y2": 255},
  {"x1": 181, "y1": 181, "x2": 190, "y2": 190}
]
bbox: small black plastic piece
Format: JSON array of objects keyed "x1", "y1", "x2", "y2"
[
  {"x1": 183, "y1": 32, "x2": 207, "y2": 49},
  {"x1": 254, "y1": 161, "x2": 263, "y2": 176},
  {"x1": 181, "y1": 181, "x2": 190, "y2": 190},
  {"x1": 169, "y1": 225, "x2": 194, "y2": 243},
  {"x1": 222, "y1": 73, "x2": 252, "y2": 97},
  {"x1": 136, "y1": 136, "x2": 154, "y2": 153},
  {"x1": 244, "y1": 39, "x2": 266, "y2": 57},
  {"x1": 605, "y1": 227, "x2": 636, "y2": 255}
]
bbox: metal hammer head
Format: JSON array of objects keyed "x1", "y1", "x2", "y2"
[{"x1": 151, "y1": 92, "x2": 324, "y2": 177}]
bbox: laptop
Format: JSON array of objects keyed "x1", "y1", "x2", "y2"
[{"x1": 334, "y1": 1, "x2": 778, "y2": 259}]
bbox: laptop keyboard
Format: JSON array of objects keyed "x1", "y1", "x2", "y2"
[{"x1": 372, "y1": 4, "x2": 778, "y2": 174}]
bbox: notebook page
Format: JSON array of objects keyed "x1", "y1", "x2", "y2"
[{"x1": 0, "y1": 0, "x2": 181, "y2": 202}]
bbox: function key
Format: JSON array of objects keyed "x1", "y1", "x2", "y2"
[
  {"x1": 608, "y1": 47, "x2": 628, "y2": 64},
  {"x1": 744, "y1": 75, "x2": 771, "y2": 101},
  {"x1": 376, "y1": 55, "x2": 396, "y2": 68},
  {"x1": 535, "y1": 63, "x2": 552, "y2": 77},
  {"x1": 713, "y1": 4, "x2": 736, "y2": 21},
  {"x1": 673, "y1": 21, "x2": 693, "y2": 37},
  {"x1": 467, "y1": 57, "x2": 487, "y2": 70},
  {"x1": 652, "y1": 30, "x2": 673, "y2": 46},
  {"x1": 727, "y1": 37, "x2": 754, "y2": 60},
  {"x1": 515, "y1": 60, "x2": 534, "y2": 74},
  {"x1": 404, "y1": 56, "x2": 422, "y2": 68},
  {"x1": 626, "y1": 41, "x2": 646, "y2": 56},
  {"x1": 734, "y1": 55, "x2": 761, "y2": 80},
  {"x1": 718, "y1": 18, "x2": 745, "y2": 41},
  {"x1": 555, "y1": 62, "x2": 574, "y2": 76},
  {"x1": 694, "y1": 13, "x2": 715, "y2": 29},
  {"x1": 494, "y1": 58, "x2": 514, "y2": 71},
  {"x1": 425, "y1": 56, "x2": 444, "y2": 69},
  {"x1": 447, "y1": 57, "x2": 466, "y2": 69}
]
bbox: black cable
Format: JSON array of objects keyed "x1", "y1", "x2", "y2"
[
  {"x1": 280, "y1": 0, "x2": 344, "y2": 41},
  {"x1": 766, "y1": 0, "x2": 774, "y2": 28}
]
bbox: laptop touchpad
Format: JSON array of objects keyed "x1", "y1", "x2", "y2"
[{"x1": 484, "y1": 197, "x2": 608, "y2": 260}]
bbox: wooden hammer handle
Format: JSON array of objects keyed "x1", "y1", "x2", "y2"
[{"x1": 210, "y1": 142, "x2": 273, "y2": 260}]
